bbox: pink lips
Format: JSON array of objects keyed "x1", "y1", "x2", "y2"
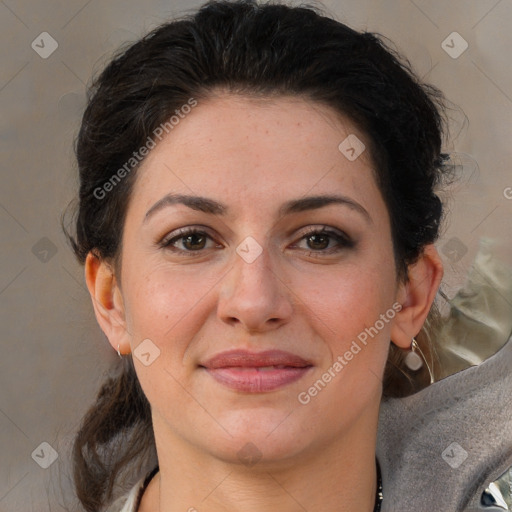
[{"x1": 200, "y1": 349, "x2": 313, "y2": 392}]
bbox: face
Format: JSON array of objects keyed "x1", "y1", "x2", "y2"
[{"x1": 112, "y1": 94, "x2": 403, "y2": 465}]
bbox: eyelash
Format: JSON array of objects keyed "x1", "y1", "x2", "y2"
[{"x1": 159, "y1": 225, "x2": 354, "y2": 258}]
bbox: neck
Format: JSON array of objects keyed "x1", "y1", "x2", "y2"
[{"x1": 140, "y1": 409, "x2": 380, "y2": 512}]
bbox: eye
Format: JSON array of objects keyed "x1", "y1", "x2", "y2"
[
  {"x1": 159, "y1": 225, "x2": 354, "y2": 257},
  {"x1": 292, "y1": 226, "x2": 354, "y2": 255},
  {"x1": 159, "y1": 227, "x2": 221, "y2": 254}
]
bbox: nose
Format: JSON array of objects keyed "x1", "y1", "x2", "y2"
[{"x1": 216, "y1": 242, "x2": 293, "y2": 334}]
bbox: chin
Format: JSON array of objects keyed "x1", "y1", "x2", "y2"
[
  {"x1": 210, "y1": 437, "x2": 308, "y2": 470},
  {"x1": 202, "y1": 407, "x2": 311, "y2": 466}
]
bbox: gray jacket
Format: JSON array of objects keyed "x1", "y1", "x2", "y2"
[{"x1": 377, "y1": 333, "x2": 512, "y2": 511}]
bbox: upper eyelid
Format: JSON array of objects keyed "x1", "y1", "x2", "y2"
[
  {"x1": 162, "y1": 224, "x2": 347, "y2": 239},
  {"x1": 161, "y1": 225, "x2": 217, "y2": 240},
  {"x1": 297, "y1": 225, "x2": 349, "y2": 236}
]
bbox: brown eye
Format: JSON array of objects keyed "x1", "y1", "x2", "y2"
[
  {"x1": 180, "y1": 232, "x2": 207, "y2": 251},
  {"x1": 306, "y1": 233, "x2": 330, "y2": 250},
  {"x1": 293, "y1": 227, "x2": 355, "y2": 255},
  {"x1": 160, "y1": 227, "x2": 220, "y2": 254}
]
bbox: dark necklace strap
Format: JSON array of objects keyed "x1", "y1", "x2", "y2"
[{"x1": 374, "y1": 458, "x2": 383, "y2": 512}]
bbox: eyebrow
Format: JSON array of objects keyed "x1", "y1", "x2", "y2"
[{"x1": 144, "y1": 193, "x2": 372, "y2": 223}]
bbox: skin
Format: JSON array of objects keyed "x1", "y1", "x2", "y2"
[{"x1": 86, "y1": 93, "x2": 443, "y2": 512}]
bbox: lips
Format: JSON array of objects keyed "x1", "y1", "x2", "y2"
[
  {"x1": 200, "y1": 349, "x2": 313, "y2": 392},
  {"x1": 202, "y1": 349, "x2": 312, "y2": 369}
]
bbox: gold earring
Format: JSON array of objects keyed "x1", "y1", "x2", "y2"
[
  {"x1": 117, "y1": 344, "x2": 122, "y2": 358},
  {"x1": 405, "y1": 337, "x2": 434, "y2": 384}
]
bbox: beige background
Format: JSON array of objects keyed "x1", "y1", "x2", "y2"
[{"x1": 1, "y1": 0, "x2": 511, "y2": 510}]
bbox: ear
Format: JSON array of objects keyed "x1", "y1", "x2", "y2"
[
  {"x1": 390, "y1": 244, "x2": 444, "y2": 349},
  {"x1": 84, "y1": 251, "x2": 131, "y2": 355}
]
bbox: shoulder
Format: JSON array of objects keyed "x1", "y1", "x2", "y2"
[
  {"x1": 104, "y1": 482, "x2": 142, "y2": 512},
  {"x1": 377, "y1": 334, "x2": 512, "y2": 511},
  {"x1": 104, "y1": 467, "x2": 159, "y2": 512}
]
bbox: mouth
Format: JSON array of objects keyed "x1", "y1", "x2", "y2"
[{"x1": 199, "y1": 349, "x2": 314, "y2": 392}]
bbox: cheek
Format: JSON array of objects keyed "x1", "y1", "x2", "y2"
[
  {"x1": 122, "y1": 265, "x2": 221, "y2": 408},
  {"x1": 295, "y1": 266, "x2": 396, "y2": 413},
  {"x1": 122, "y1": 263, "x2": 219, "y2": 351},
  {"x1": 295, "y1": 258, "x2": 397, "y2": 343}
]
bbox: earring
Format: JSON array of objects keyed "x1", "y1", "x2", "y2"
[
  {"x1": 404, "y1": 337, "x2": 434, "y2": 384},
  {"x1": 117, "y1": 344, "x2": 122, "y2": 358}
]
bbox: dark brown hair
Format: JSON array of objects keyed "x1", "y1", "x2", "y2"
[{"x1": 65, "y1": 1, "x2": 450, "y2": 510}]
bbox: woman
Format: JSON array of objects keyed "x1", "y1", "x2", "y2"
[{"x1": 65, "y1": 1, "x2": 512, "y2": 511}]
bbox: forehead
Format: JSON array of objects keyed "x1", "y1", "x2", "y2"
[{"x1": 129, "y1": 93, "x2": 383, "y2": 219}]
